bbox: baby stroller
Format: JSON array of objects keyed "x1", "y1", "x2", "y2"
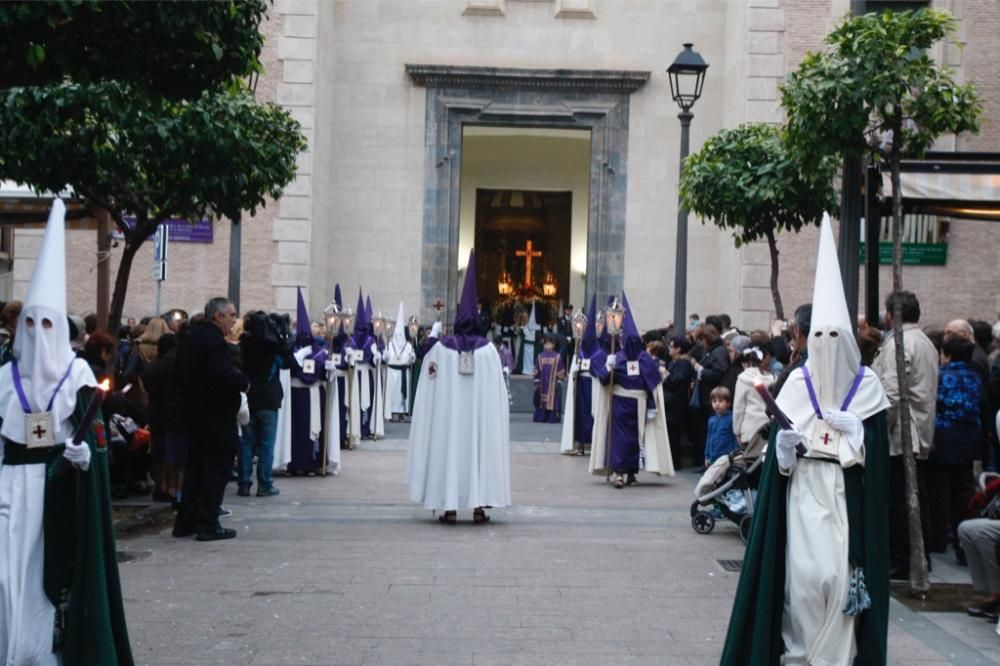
[{"x1": 690, "y1": 439, "x2": 765, "y2": 544}]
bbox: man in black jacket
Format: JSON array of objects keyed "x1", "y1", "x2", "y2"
[
  {"x1": 173, "y1": 298, "x2": 249, "y2": 541},
  {"x1": 237, "y1": 311, "x2": 290, "y2": 497}
]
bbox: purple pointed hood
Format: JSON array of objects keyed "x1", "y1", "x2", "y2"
[
  {"x1": 580, "y1": 293, "x2": 598, "y2": 357},
  {"x1": 620, "y1": 292, "x2": 644, "y2": 360},
  {"x1": 441, "y1": 249, "x2": 488, "y2": 351},
  {"x1": 353, "y1": 288, "x2": 369, "y2": 346},
  {"x1": 295, "y1": 287, "x2": 313, "y2": 347}
]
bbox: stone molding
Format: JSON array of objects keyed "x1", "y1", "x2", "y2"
[{"x1": 406, "y1": 65, "x2": 649, "y2": 95}]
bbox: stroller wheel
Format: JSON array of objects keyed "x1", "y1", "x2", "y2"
[
  {"x1": 692, "y1": 512, "x2": 715, "y2": 535},
  {"x1": 738, "y1": 515, "x2": 753, "y2": 544}
]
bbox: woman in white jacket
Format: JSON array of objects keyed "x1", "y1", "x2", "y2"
[{"x1": 732, "y1": 340, "x2": 775, "y2": 458}]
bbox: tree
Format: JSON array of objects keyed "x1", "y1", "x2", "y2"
[
  {"x1": 0, "y1": 1, "x2": 268, "y2": 97},
  {"x1": 0, "y1": 81, "x2": 307, "y2": 329},
  {"x1": 782, "y1": 8, "x2": 982, "y2": 596},
  {"x1": 679, "y1": 122, "x2": 838, "y2": 320}
]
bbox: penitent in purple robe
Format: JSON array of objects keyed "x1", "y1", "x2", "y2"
[
  {"x1": 591, "y1": 350, "x2": 661, "y2": 474},
  {"x1": 289, "y1": 288, "x2": 329, "y2": 473},
  {"x1": 574, "y1": 364, "x2": 594, "y2": 444},
  {"x1": 533, "y1": 350, "x2": 565, "y2": 423}
]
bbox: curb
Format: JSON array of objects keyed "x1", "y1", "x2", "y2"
[{"x1": 113, "y1": 502, "x2": 173, "y2": 537}]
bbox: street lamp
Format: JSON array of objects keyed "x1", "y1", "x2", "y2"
[{"x1": 667, "y1": 42, "x2": 709, "y2": 330}]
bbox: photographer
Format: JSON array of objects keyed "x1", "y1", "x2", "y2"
[{"x1": 237, "y1": 310, "x2": 293, "y2": 497}]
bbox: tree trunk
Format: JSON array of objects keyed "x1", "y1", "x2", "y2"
[
  {"x1": 765, "y1": 228, "x2": 785, "y2": 321},
  {"x1": 889, "y1": 137, "x2": 929, "y2": 597},
  {"x1": 108, "y1": 237, "x2": 140, "y2": 335}
]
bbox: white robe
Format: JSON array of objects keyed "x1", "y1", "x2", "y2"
[
  {"x1": 0, "y1": 358, "x2": 94, "y2": 665},
  {"x1": 383, "y1": 340, "x2": 415, "y2": 418},
  {"x1": 323, "y1": 363, "x2": 345, "y2": 475},
  {"x1": 406, "y1": 343, "x2": 511, "y2": 511},
  {"x1": 272, "y1": 368, "x2": 293, "y2": 471},
  {"x1": 559, "y1": 355, "x2": 586, "y2": 454},
  {"x1": 588, "y1": 382, "x2": 674, "y2": 478}
]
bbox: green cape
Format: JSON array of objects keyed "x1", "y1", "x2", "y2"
[{"x1": 720, "y1": 412, "x2": 889, "y2": 666}]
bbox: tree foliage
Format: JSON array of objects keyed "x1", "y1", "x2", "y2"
[
  {"x1": 0, "y1": 0, "x2": 268, "y2": 98},
  {"x1": 679, "y1": 122, "x2": 838, "y2": 319},
  {"x1": 780, "y1": 8, "x2": 982, "y2": 597},
  {"x1": 783, "y1": 9, "x2": 980, "y2": 167},
  {"x1": 0, "y1": 81, "x2": 306, "y2": 328}
]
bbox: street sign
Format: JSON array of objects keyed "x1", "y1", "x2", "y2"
[
  {"x1": 859, "y1": 242, "x2": 948, "y2": 266},
  {"x1": 153, "y1": 223, "x2": 169, "y2": 281}
]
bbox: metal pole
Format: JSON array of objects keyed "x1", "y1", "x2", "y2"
[
  {"x1": 864, "y1": 162, "x2": 881, "y2": 325},
  {"x1": 838, "y1": 0, "x2": 867, "y2": 326},
  {"x1": 672, "y1": 110, "x2": 693, "y2": 329},
  {"x1": 228, "y1": 213, "x2": 241, "y2": 312},
  {"x1": 155, "y1": 281, "x2": 162, "y2": 317},
  {"x1": 95, "y1": 207, "x2": 111, "y2": 332}
]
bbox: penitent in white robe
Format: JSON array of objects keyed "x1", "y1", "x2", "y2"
[
  {"x1": 406, "y1": 343, "x2": 511, "y2": 511},
  {"x1": 272, "y1": 368, "x2": 293, "y2": 471},
  {"x1": 383, "y1": 339, "x2": 415, "y2": 419}
]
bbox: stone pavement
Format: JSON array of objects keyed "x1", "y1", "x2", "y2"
[{"x1": 118, "y1": 416, "x2": 1000, "y2": 665}]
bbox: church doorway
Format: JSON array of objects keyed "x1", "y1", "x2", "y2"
[{"x1": 458, "y1": 126, "x2": 590, "y2": 312}]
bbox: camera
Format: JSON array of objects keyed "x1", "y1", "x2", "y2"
[{"x1": 246, "y1": 311, "x2": 294, "y2": 356}]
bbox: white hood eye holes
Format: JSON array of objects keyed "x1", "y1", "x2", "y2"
[
  {"x1": 814, "y1": 331, "x2": 823, "y2": 337},
  {"x1": 25, "y1": 317, "x2": 35, "y2": 327},
  {"x1": 42, "y1": 318, "x2": 53, "y2": 329},
  {"x1": 829, "y1": 331, "x2": 839, "y2": 338}
]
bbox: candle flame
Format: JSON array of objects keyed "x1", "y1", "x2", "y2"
[{"x1": 98, "y1": 379, "x2": 111, "y2": 391}]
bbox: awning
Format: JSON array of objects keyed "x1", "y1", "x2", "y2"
[{"x1": 880, "y1": 153, "x2": 1000, "y2": 220}]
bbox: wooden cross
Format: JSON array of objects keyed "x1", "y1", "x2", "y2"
[
  {"x1": 32, "y1": 424, "x2": 47, "y2": 440},
  {"x1": 515, "y1": 240, "x2": 543, "y2": 287}
]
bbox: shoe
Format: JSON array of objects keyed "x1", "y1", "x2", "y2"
[
  {"x1": 172, "y1": 525, "x2": 196, "y2": 538},
  {"x1": 613, "y1": 475, "x2": 624, "y2": 489},
  {"x1": 438, "y1": 511, "x2": 457, "y2": 525},
  {"x1": 237, "y1": 485, "x2": 251, "y2": 497},
  {"x1": 196, "y1": 527, "x2": 237, "y2": 541},
  {"x1": 626, "y1": 473, "x2": 639, "y2": 486},
  {"x1": 218, "y1": 505, "x2": 232, "y2": 518},
  {"x1": 256, "y1": 486, "x2": 280, "y2": 497},
  {"x1": 473, "y1": 508, "x2": 490, "y2": 524}
]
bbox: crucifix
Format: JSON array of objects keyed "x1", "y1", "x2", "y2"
[{"x1": 515, "y1": 240, "x2": 543, "y2": 288}]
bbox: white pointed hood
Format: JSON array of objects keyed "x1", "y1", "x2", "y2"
[
  {"x1": 525, "y1": 302, "x2": 540, "y2": 335},
  {"x1": 1, "y1": 199, "x2": 96, "y2": 444},
  {"x1": 391, "y1": 301, "x2": 407, "y2": 349},
  {"x1": 776, "y1": 214, "x2": 887, "y2": 439}
]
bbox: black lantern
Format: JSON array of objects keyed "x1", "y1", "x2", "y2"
[{"x1": 667, "y1": 43, "x2": 708, "y2": 113}]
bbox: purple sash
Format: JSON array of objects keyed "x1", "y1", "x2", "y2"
[
  {"x1": 11, "y1": 360, "x2": 75, "y2": 413},
  {"x1": 801, "y1": 365, "x2": 866, "y2": 419}
]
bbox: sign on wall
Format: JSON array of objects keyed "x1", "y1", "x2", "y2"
[
  {"x1": 859, "y1": 213, "x2": 949, "y2": 266},
  {"x1": 120, "y1": 216, "x2": 213, "y2": 243}
]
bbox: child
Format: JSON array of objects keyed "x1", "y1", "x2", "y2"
[
  {"x1": 704, "y1": 386, "x2": 739, "y2": 469},
  {"x1": 733, "y1": 341, "x2": 776, "y2": 459}
]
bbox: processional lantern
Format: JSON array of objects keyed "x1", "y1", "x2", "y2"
[
  {"x1": 407, "y1": 315, "x2": 420, "y2": 341},
  {"x1": 385, "y1": 317, "x2": 396, "y2": 339},
  {"x1": 571, "y1": 311, "x2": 588, "y2": 341},
  {"x1": 605, "y1": 298, "x2": 625, "y2": 337},
  {"x1": 542, "y1": 271, "x2": 558, "y2": 298},
  {"x1": 322, "y1": 302, "x2": 339, "y2": 336},
  {"x1": 595, "y1": 308, "x2": 606, "y2": 337},
  {"x1": 372, "y1": 310, "x2": 387, "y2": 338}
]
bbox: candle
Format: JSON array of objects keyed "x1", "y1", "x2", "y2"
[
  {"x1": 754, "y1": 381, "x2": 792, "y2": 430},
  {"x1": 72, "y1": 379, "x2": 110, "y2": 445}
]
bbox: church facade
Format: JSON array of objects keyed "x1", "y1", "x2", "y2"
[{"x1": 18, "y1": 0, "x2": 999, "y2": 329}]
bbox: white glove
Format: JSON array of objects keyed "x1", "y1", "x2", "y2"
[
  {"x1": 823, "y1": 409, "x2": 864, "y2": 453},
  {"x1": 605, "y1": 353, "x2": 617, "y2": 370},
  {"x1": 645, "y1": 409, "x2": 657, "y2": 421},
  {"x1": 774, "y1": 428, "x2": 804, "y2": 472},
  {"x1": 372, "y1": 351, "x2": 382, "y2": 365},
  {"x1": 325, "y1": 360, "x2": 336, "y2": 371},
  {"x1": 63, "y1": 439, "x2": 91, "y2": 471},
  {"x1": 430, "y1": 322, "x2": 442, "y2": 338}
]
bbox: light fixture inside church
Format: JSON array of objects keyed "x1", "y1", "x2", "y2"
[
  {"x1": 497, "y1": 271, "x2": 514, "y2": 296},
  {"x1": 542, "y1": 271, "x2": 557, "y2": 297}
]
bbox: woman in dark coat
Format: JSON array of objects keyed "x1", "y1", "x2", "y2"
[{"x1": 662, "y1": 336, "x2": 695, "y2": 470}]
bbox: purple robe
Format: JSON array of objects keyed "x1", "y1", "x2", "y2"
[
  {"x1": 289, "y1": 343, "x2": 329, "y2": 473},
  {"x1": 533, "y1": 350, "x2": 565, "y2": 423},
  {"x1": 591, "y1": 349, "x2": 661, "y2": 473}
]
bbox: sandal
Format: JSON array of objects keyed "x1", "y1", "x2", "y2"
[
  {"x1": 473, "y1": 508, "x2": 490, "y2": 524},
  {"x1": 438, "y1": 511, "x2": 457, "y2": 525}
]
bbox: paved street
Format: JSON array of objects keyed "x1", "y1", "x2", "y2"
[{"x1": 119, "y1": 417, "x2": 1000, "y2": 665}]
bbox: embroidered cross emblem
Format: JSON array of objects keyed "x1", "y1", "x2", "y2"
[
  {"x1": 32, "y1": 424, "x2": 47, "y2": 440},
  {"x1": 822, "y1": 432, "x2": 831, "y2": 446}
]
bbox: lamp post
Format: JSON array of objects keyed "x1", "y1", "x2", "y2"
[{"x1": 667, "y1": 43, "x2": 709, "y2": 331}]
